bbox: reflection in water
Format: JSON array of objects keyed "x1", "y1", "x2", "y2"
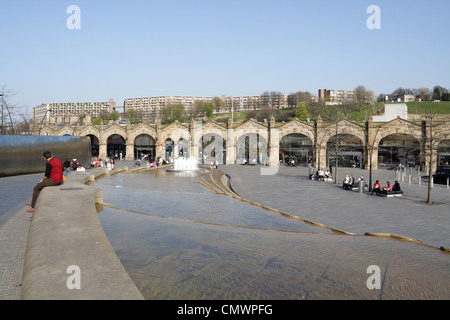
[{"x1": 96, "y1": 170, "x2": 449, "y2": 300}]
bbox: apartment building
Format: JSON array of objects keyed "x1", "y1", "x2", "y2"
[
  {"x1": 124, "y1": 94, "x2": 293, "y2": 119},
  {"x1": 33, "y1": 98, "x2": 116, "y2": 124},
  {"x1": 124, "y1": 96, "x2": 214, "y2": 119},
  {"x1": 318, "y1": 89, "x2": 356, "y2": 105}
]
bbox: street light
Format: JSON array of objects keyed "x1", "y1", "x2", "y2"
[{"x1": 0, "y1": 94, "x2": 4, "y2": 135}]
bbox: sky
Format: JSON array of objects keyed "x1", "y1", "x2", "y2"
[{"x1": 1, "y1": 0, "x2": 449, "y2": 116}]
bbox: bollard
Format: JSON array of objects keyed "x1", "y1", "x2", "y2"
[
  {"x1": 408, "y1": 174, "x2": 411, "y2": 184},
  {"x1": 418, "y1": 176, "x2": 421, "y2": 185},
  {"x1": 447, "y1": 177, "x2": 449, "y2": 189},
  {"x1": 359, "y1": 180, "x2": 364, "y2": 194},
  {"x1": 431, "y1": 176, "x2": 434, "y2": 188}
]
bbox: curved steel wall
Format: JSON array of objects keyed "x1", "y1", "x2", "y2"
[{"x1": 0, "y1": 136, "x2": 91, "y2": 177}]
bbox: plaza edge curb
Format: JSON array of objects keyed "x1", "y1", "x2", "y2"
[{"x1": 20, "y1": 167, "x2": 145, "y2": 300}]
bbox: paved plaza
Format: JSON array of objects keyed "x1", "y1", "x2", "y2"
[
  {"x1": 221, "y1": 165, "x2": 450, "y2": 250},
  {"x1": 0, "y1": 161, "x2": 448, "y2": 299},
  {"x1": 0, "y1": 173, "x2": 41, "y2": 299}
]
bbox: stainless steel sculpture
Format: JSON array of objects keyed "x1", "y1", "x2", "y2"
[{"x1": 0, "y1": 135, "x2": 91, "y2": 177}]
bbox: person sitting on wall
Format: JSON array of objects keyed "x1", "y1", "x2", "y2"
[
  {"x1": 343, "y1": 175, "x2": 350, "y2": 189},
  {"x1": 392, "y1": 180, "x2": 401, "y2": 192},
  {"x1": 135, "y1": 159, "x2": 141, "y2": 167},
  {"x1": 344, "y1": 175, "x2": 355, "y2": 190},
  {"x1": 317, "y1": 169, "x2": 325, "y2": 181},
  {"x1": 63, "y1": 158, "x2": 71, "y2": 176},
  {"x1": 372, "y1": 180, "x2": 381, "y2": 195},
  {"x1": 26, "y1": 151, "x2": 64, "y2": 213},
  {"x1": 380, "y1": 181, "x2": 393, "y2": 194}
]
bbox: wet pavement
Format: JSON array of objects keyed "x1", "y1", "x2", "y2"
[{"x1": 95, "y1": 165, "x2": 450, "y2": 300}]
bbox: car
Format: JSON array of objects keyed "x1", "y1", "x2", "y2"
[{"x1": 433, "y1": 166, "x2": 450, "y2": 184}]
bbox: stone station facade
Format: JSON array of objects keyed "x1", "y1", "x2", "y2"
[{"x1": 35, "y1": 116, "x2": 450, "y2": 172}]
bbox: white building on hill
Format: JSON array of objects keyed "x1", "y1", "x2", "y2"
[{"x1": 372, "y1": 103, "x2": 408, "y2": 122}]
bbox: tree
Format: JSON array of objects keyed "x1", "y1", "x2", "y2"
[
  {"x1": 260, "y1": 91, "x2": 283, "y2": 109},
  {"x1": 432, "y1": 87, "x2": 441, "y2": 101},
  {"x1": 295, "y1": 101, "x2": 310, "y2": 121},
  {"x1": 257, "y1": 106, "x2": 273, "y2": 122},
  {"x1": 161, "y1": 104, "x2": 185, "y2": 123},
  {"x1": 354, "y1": 85, "x2": 376, "y2": 111},
  {"x1": 203, "y1": 102, "x2": 214, "y2": 119},
  {"x1": 194, "y1": 101, "x2": 206, "y2": 118},
  {"x1": 124, "y1": 109, "x2": 142, "y2": 124},
  {"x1": 0, "y1": 86, "x2": 20, "y2": 135},
  {"x1": 288, "y1": 91, "x2": 312, "y2": 108},
  {"x1": 14, "y1": 112, "x2": 31, "y2": 134},
  {"x1": 245, "y1": 110, "x2": 258, "y2": 121},
  {"x1": 212, "y1": 97, "x2": 224, "y2": 114},
  {"x1": 107, "y1": 110, "x2": 120, "y2": 121},
  {"x1": 172, "y1": 104, "x2": 185, "y2": 122},
  {"x1": 432, "y1": 85, "x2": 448, "y2": 101},
  {"x1": 418, "y1": 87, "x2": 431, "y2": 101}
]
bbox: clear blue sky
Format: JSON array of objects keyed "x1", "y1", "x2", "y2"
[{"x1": 1, "y1": 0, "x2": 449, "y2": 115}]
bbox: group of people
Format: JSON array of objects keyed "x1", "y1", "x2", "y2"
[
  {"x1": 138, "y1": 156, "x2": 173, "y2": 168},
  {"x1": 210, "y1": 160, "x2": 219, "y2": 169},
  {"x1": 343, "y1": 174, "x2": 355, "y2": 189},
  {"x1": 62, "y1": 157, "x2": 87, "y2": 174},
  {"x1": 371, "y1": 180, "x2": 401, "y2": 195},
  {"x1": 316, "y1": 168, "x2": 332, "y2": 181},
  {"x1": 342, "y1": 174, "x2": 365, "y2": 190}
]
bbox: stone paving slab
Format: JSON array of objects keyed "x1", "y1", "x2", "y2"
[{"x1": 0, "y1": 203, "x2": 30, "y2": 299}]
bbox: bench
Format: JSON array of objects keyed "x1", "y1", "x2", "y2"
[
  {"x1": 343, "y1": 184, "x2": 369, "y2": 191},
  {"x1": 377, "y1": 190, "x2": 403, "y2": 197}
]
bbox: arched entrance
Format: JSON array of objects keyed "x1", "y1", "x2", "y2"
[
  {"x1": 87, "y1": 134, "x2": 99, "y2": 157},
  {"x1": 237, "y1": 133, "x2": 268, "y2": 165},
  {"x1": 164, "y1": 138, "x2": 174, "y2": 159},
  {"x1": 107, "y1": 134, "x2": 126, "y2": 159},
  {"x1": 134, "y1": 134, "x2": 156, "y2": 161},
  {"x1": 437, "y1": 139, "x2": 450, "y2": 166},
  {"x1": 378, "y1": 134, "x2": 420, "y2": 167},
  {"x1": 327, "y1": 134, "x2": 364, "y2": 168},
  {"x1": 279, "y1": 133, "x2": 313, "y2": 165},
  {"x1": 178, "y1": 138, "x2": 190, "y2": 158},
  {"x1": 199, "y1": 133, "x2": 226, "y2": 165}
]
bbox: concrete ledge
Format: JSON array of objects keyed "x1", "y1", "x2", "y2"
[{"x1": 21, "y1": 168, "x2": 144, "y2": 300}]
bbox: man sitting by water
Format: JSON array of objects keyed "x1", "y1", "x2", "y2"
[{"x1": 26, "y1": 151, "x2": 63, "y2": 213}]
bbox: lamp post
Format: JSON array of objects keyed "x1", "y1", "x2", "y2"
[
  {"x1": 231, "y1": 96, "x2": 234, "y2": 123},
  {"x1": 38, "y1": 108, "x2": 51, "y2": 136},
  {"x1": 0, "y1": 93, "x2": 4, "y2": 135}
]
